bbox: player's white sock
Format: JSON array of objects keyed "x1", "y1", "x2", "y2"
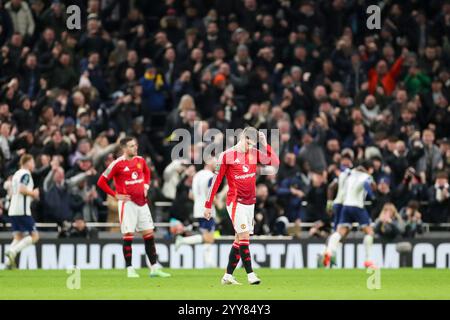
[
  {"x1": 8, "y1": 238, "x2": 20, "y2": 252},
  {"x1": 9, "y1": 235, "x2": 33, "y2": 255},
  {"x1": 203, "y1": 243, "x2": 213, "y2": 267},
  {"x1": 363, "y1": 234, "x2": 373, "y2": 261},
  {"x1": 180, "y1": 234, "x2": 203, "y2": 245},
  {"x1": 326, "y1": 232, "x2": 342, "y2": 256}
]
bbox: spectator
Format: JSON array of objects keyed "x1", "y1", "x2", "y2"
[
  {"x1": 374, "y1": 203, "x2": 405, "y2": 241},
  {"x1": 5, "y1": 0, "x2": 35, "y2": 40},
  {"x1": 426, "y1": 171, "x2": 450, "y2": 223},
  {"x1": 400, "y1": 200, "x2": 423, "y2": 238}
]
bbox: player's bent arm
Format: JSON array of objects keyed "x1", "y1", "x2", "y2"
[
  {"x1": 257, "y1": 144, "x2": 280, "y2": 167},
  {"x1": 97, "y1": 175, "x2": 116, "y2": 198}
]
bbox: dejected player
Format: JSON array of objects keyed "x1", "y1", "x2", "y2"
[
  {"x1": 97, "y1": 136, "x2": 170, "y2": 278},
  {"x1": 204, "y1": 127, "x2": 280, "y2": 285}
]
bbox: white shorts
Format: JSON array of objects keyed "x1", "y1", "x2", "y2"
[
  {"x1": 118, "y1": 200, "x2": 154, "y2": 234},
  {"x1": 226, "y1": 201, "x2": 255, "y2": 234}
]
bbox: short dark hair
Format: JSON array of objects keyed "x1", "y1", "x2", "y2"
[{"x1": 120, "y1": 136, "x2": 135, "y2": 147}]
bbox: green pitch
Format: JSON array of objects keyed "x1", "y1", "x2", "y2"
[{"x1": 1, "y1": 268, "x2": 449, "y2": 300}]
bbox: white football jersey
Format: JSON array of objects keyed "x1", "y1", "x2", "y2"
[
  {"x1": 193, "y1": 169, "x2": 216, "y2": 218},
  {"x1": 8, "y1": 169, "x2": 34, "y2": 216},
  {"x1": 342, "y1": 169, "x2": 372, "y2": 208},
  {"x1": 333, "y1": 167, "x2": 351, "y2": 205}
]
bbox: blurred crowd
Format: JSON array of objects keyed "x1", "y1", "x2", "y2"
[{"x1": 0, "y1": 0, "x2": 449, "y2": 239}]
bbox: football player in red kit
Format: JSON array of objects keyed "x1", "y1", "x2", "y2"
[
  {"x1": 204, "y1": 127, "x2": 280, "y2": 285},
  {"x1": 97, "y1": 137, "x2": 171, "y2": 278}
]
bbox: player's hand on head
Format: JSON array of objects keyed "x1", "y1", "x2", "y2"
[{"x1": 258, "y1": 132, "x2": 267, "y2": 146}]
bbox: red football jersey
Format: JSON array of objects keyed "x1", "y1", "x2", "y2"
[
  {"x1": 102, "y1": 155, "x2": 150, "y2": 206},
  {"x1": 205, "y1": 144, "x2": 279, "y2": 209}
]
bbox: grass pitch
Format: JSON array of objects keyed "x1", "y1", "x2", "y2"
[{"x1": 0, "y1": 268, "x2": 449, "y2": 300}]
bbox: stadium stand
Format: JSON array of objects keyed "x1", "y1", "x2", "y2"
[{"x1": 0, "y1": 0, "x2": 449, "y2": 242}]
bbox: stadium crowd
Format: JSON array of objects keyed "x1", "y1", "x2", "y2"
[{"x1": 0, "y1": 0, "x2": 449, "y2": 239}]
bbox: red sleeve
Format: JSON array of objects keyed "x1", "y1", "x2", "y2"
[
  {"x1": 204, "y1": 152, "x2": 227, "y2": 209},
  {"x1": 97, "y1": 175, "x2": 116, "y2": 197},
  {"x1": 142, "y1": 158, "x2": 150, "y2": 185},
  {"x1": 257, "y1": 144, "x2": 280, "y2": 167},
  {"x1": 389, "y1": 56, "x2": 404, "y2": 79}
]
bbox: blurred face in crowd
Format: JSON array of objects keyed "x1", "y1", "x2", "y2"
[
  {"x1": 244, "y1": 0, "x2": 257, "y2": 10},
  {"x1": 79, "y1": 159, "x2": 92, "y2": 171},
  {"x1": 326, "y1": 139, "x2": 340, "y2": 153},
  {"x1": 207, "y1": 22, "x2": 218, "y2": 36},
  {"x1": 401, "y1": 108, "x2": 414, "y2": 122},
  {"x1": 425, "y1": 47, "x2": 437, "y2": 60},
  {"x1": 256, "y1": 184, "x2": 269, "y2": 201},
  {"x1": 127, "y1": 50, "x2": 138, "y2": 64},
  {"x1": 87, "y1": 19, "x2": 100, "y2": 35},
  {"x1": 52, "y1": 130, "x2": 63, "y2": 144},
  {"x1": 25, "y1": 54, "x2": 37, "y2": 69},
  {"x1": 353, "y1": 123, "x2": 365, "y2": 137},
  {"x1": 351, "y1": 109, "x2": 363, "y2": 122},
  {"x1": 376, "y1": 60, "x2": 388, "y2": 75},
  {"x1": 284, "y1": 153, "x2": 296, "y2": 167},
  {"x1": 396, "y1": 90, "x2": 408, "y2": 104},
  {"x1": 313, "y1": 86, "x2": 327, "y2": 101},
  {"x1": 54, "y1": 167, "x2": 65, "y2": 184},
  {"x1": 191, "y1": 48, "x2": 203, "y2": 62},
  {"x1": 78, "y1": 140, "x2": 91, "y2": 154},
  {"x1": 89, "y1": 52, "x2": 100, "y2": 66},
  {"x1": 59, "y1": 53, "x2": 71, "y2": 66},
  {"x1": 43, "y1": 28, "x2": 55, "y2": 43},
  {"x1": 165, "y1": 48, "x2": 176, "y2": 62},
  {"x1": 422, "y1": 130, "x2": 435, "y2": 146},
  {"x1": 11, "y1": 33, "x2": 23, "y2": 47},
  {"x1": 396, "y1": 140, "x2": 406, "y2": 155},
  {"x1": 125, "y1": 67, "x2": 135, "y2": 81},
  {"x1": 21, "y1": 97, "x2": 31, "y2": 110},
  {"x1": 294, "y1": 46, "x2": 307, "y2": 61},
  {"x1": 0, "y1": 122, "x2": 11, "y2": 136},
  {"x1": 364, "y1": 95, "x2": 376, "y2": 109}
]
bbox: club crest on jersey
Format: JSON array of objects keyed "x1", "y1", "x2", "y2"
[
  {"x1": 131, "y1": 172, "x2": 138, "y2": 179},
  {"x1": 124, "y1": 166, "x2": 130, "y2": 172},
  {"x1": 242, "y1": 165, "x2": 249, "y2": 173},
  {"x1": 241, "y1": 224, "x2": 246, "y2": 229},
  {"x1": 137, "y1": 163, "x2": 142, "y2": 169}
]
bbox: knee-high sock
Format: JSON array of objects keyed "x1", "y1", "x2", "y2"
[
  {"x1": 203, "y1": 243, "x2": 214, "y2": 267},
  {"x1": 8, "y1": 238, "x2": 20, "y2": 252},
  {"x1": 123, "y1": 235, "x2": 133, "y2": 267},
  {"x1": 9, "y1": 235, "x2": 33, "y2": 255},
  {"x1": 180, "y1": 234, "x2": 203, "y2": 245},
  {"x1": 239, "y1": 239, "x2": 253, "y2": 274},
  {"x1": 144, "y1": 234, "x2": 158, "y2": 267},
  {"x1": 363, "y1": 234, "x2": 373, "y2": 261},
  {"x1": 226, "y1": 241, "x2": 240, "y2": 275},
  {"x1": 326, "y1": 232, "x2": 342, "y2": 256}
]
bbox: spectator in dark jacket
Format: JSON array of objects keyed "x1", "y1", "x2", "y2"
[{"x1": 374, "y1": 203, "x2": 405, "y2": 241}]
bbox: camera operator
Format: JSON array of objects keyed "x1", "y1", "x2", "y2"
[{"x1": 393, "y1": 167, "x2": 428, "y2": 210}]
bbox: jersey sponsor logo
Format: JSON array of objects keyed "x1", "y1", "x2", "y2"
[
  {"x1": 124, "y1": 166, "x2": 130, "y2": 172},
  {"x1": 131, "y1": 171, "x2": 138, "y2": 179},
  {"x1": 242, "y1": 164, "x2": 249, "y2": 173},
  {"x1": 124, "y1": 178, "x2": 144, "y2": 185},
  {"x1": 235, "y1": 172, "x2": 256, "y2": 180}
]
